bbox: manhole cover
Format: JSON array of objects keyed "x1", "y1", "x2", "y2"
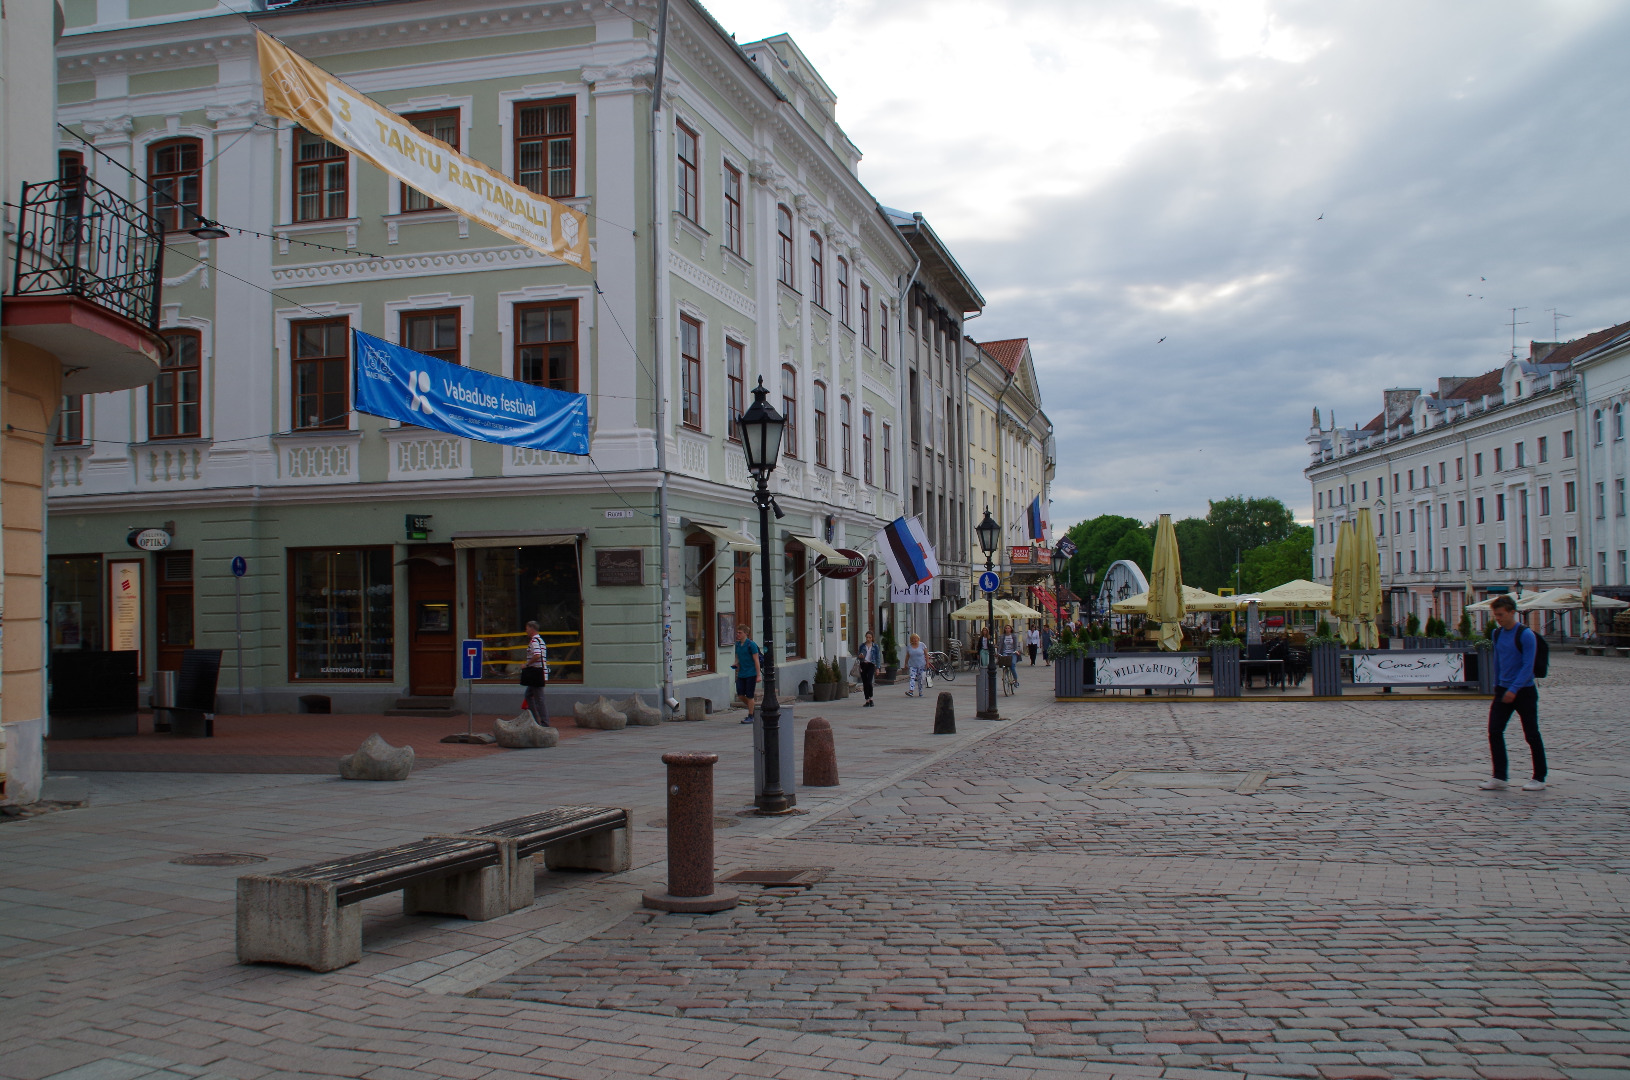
[
  {"x1": 719, "y1": 867, "x2": 830, "y2": 887},
  {"x1": 170, "y1": 853, "x2": 267, "y2": 867},
  {"x1": 884, "y1": 747, "x2": 932, "y2": 754},
  {"x1": 645, "y1": 816, "x2": 740, "y2": 829}
]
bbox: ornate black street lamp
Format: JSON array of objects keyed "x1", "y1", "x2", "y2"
[
  {"x1": 737, "y1": 377, "x2": 791, "y2": 814},
  {"x1": 1083, "y1": 563, "x2": 1097, "y2": 629},
  {"x1": 1051, "y1": 544, "x2": 1068, "y2": 641},
  {"x1": 976, "y1": 509, "x2": 1001, "y2": 720}
]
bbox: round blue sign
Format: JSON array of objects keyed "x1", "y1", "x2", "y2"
[
  {"x1": 231, "y1": 556, "x2": 247, "y2": 578},
  {"x1": 979, "y1": 570, "x2": 999, "y2": 593}
]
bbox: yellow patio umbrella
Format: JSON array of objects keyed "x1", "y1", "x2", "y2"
[
  {"x1": 1580, "y1": 569, "x2": 1597, "y2": 638},
  {"x1": 1112, "y1": 585, "x2": 1240, "y2": 613},
  {"x1": 1329, "y1": 519, "x2": 1357, "y2": 644},
  {"x1": 1240, "y1": 578, "x2": 1332, "y2": 609},
  {"x1": 1147, "y1": 513, "x2": 1185, "y2": 651},
  {"x1": 1353, "y1": 508, "x2": 1381, "y2": 648}
]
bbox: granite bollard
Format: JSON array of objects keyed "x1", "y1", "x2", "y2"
[
  {"x1": 617, "y1": 695, "x2": 663, "y2": 726},
  {"x1": 572, "y1": 696, "x2": 628, "y2": 730},
  {"x1": 642, "y1": 752, "x2": 739, "y2": 913},
  {"x1": 492, "y1": 712, "x2": 559, "y2": 748},
  {"x1": 337, "y1": 733, "x2": 413, "y2": 780},
  {"x1": 802, "y1": 716, "x2": 838, "y2": 786},
  {"x1": 933, "y1": 691, "x2": 957, "y2": 734}
]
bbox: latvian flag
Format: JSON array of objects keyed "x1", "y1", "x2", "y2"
[
  {"x1": 1027, "y1": 496, "x2": 1046, "y2": 542},
  {"x1": 874, "y1": 516, "x2": 939, "y2": 586}
]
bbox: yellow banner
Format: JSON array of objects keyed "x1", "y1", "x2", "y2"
[{"x1": 256, "y1": 31, "x2": 589, "y2": 268}]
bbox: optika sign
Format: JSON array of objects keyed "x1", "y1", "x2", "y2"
[{"x1": 126, "y1": 528, "x2": 172, "y2": 551}]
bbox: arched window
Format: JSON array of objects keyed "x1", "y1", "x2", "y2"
[
  {"x1": 776, "y1": 205, "x2": 794, "y2": 287},
  {"x1": 152, "y1": 329, "x2": 202, "y2": 438},
  {"x1": 780, "y1": 364, "x2": 798, "y2": 458},
  {"x1": 840, "y1": 395, "x2": 853, "y2": 476},
  {"x1": 148, "y1": 138, "x2": 201, "y2": 232},
  {"x1": 812, "y1": 380, "x2": 828, "y2": 467},
  {"x1": 809, "y1": 232, "x2": 825, "y2": 308}
]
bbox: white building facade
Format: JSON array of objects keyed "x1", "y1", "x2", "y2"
[{"x1": 1573, "y1": 322, "x2": 1630, "y2": 601}]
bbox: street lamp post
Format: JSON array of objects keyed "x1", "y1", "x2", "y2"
[
  {"x1": 1084, "y1": 564, "x2": 1097, "y2": 629},
  {"x1": 1050, "y1": 544, "x2": 1068, "y2": 642},
  {"x1": 737, "y1": 378, "x2": 791, "y2": 815},
  {"x1": 977, "y1": 510, "x2": 1001, "y2": 720}
]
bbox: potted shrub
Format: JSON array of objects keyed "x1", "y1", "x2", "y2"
[
  {"x1": 1206, "y1": 620, "x2": 1242, "y2": 698},
  {"x1": 1309, "y1": 617, "x2": 1342, "y2": 696},
  {"x1": 813, "y1": 658, "x2": 836, "y2": 701},
  {"x1": 880, "y1": 629, "x2": 900, "y2": 684},
  {"x1": 1052, "y1": 625, "x2": 1087, "y2": 697}
]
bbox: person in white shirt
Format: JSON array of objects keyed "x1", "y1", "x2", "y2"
[{"x1": 1026, "y1": 625, "x2": 1041, "y2": 665}]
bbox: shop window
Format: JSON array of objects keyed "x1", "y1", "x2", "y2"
[
  {"x1": 515, "y1": 300, "x2": 578, "y2": 392},
  {"x1": 515, "y1": 98, "x2": 575, "y2": 198},
  {"x1": 732, "y1": 552, "x2": 753, "y2": 642},
  {"x1": 293, "y1": 130, "x2": 348, "y2": 222},
  {"x1": 684, "y1": 534, "x2": 715, "y2": 676},
  {"x1": 401, "y1": 110, "x2": 459, "y2": 211},
  {"x1": 401, "y1": 308, "x2": 460, "y2": 365},
  {"x1": 783, "y1": 541, "x2": 806, "y2": 660},
  {"x1": 289, "y1": 547, "x2": 394, "y2": 680},
  {"x1": 57, "y1": 396, "x2": 84, "y2": 446},
  {"x1": 149, "y1": 138, "x2": 201, "y2": 232},
  {"x1": 291, "y1": 318, "x2": 350, "y2": 430},
  {"x1": 152, "y1": 328, "x2": 202, "y2": 439},
  {"x1": 48, "y1": 555, "x2": 104, "y2": 650},
  {"x1": 467, "y1": 543, "x2": 583, "y2": 683}
]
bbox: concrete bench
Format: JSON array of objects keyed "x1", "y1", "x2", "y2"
[{"x1": 236, "y1": 805, "x2": 630, "y2": 972}]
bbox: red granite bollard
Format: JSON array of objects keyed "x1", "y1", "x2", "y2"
[
  {"x1": 803, "y1": 716, "x2": 838, "y2": 786},
  {"x1": 934, "y1": 691, "x2": 957, "y2": 734},
  {"x1": 641, "y1": 751, "x2": 739, "y2": 913}
]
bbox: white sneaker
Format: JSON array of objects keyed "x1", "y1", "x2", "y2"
[
  {"x1": 1478, "y1": 778, "x2": 1508, "y2": 790},
  {"x1": 1522, "y1": 779, "x2": 1546, "y2": 791}
]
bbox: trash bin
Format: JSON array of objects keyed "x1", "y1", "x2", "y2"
[{"x1": 151, "y1": 670, "x2": 177, "y2": 732}]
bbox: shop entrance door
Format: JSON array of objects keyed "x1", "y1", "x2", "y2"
[
  {"x1": 155, "y1": 551, "x2": 194, "y2": 671},
  {"x1": 407, "y1": 546, "x2": 456, "y2": 696}
]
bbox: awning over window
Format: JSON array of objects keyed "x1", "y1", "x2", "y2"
[
  {"x1": 690, "y1": 523, "x2": 760, "y2": 554},
  {"x1": 788, "y1": 534, "x2": 846, "y2": 562},
  {"x1": 452, "y1": 530, "x2": 584, "y2": 549}
]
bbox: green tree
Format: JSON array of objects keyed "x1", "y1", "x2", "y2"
[
  {"x1": 1238, "y1": 526, "x2": 1313, "y2": 593},
  {"x1": 1061, "y1": 514, "x2": 1150, "y2": 596},
  {"x1": 1174, "y1": 516, "x2": 1224, "y2": 591},
  {"x1": 1206, "y1": 496, "x2": 1296, "y2": 583}
]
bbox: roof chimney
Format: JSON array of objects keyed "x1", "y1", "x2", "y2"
[
  {"x1": 1437, "y1": 377, "x2": 1474, "y2": 399},
  {"x1": 1383, "y1": 388, "x2": 1420, "y2": 428}
]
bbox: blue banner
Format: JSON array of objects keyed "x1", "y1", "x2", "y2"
[{"x1": 351, "y1": 329, "x2": 589, "y2": 454}]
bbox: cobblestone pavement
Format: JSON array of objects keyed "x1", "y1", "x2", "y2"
[{"x1": 4, "y1": 659, "x2": 1628, "y2": 1079}]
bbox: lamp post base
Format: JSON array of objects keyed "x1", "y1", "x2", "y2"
[
  {"x1": 753, "y1": 793, "x2": 794, "y2": 815},
  {"x1": 642, "y1": 887, "x2": 740, "y2": 913}
]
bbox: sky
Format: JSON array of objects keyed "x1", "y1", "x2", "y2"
[{"x1": 699, "y1": 0, "x2": 1630, "y2": 531}]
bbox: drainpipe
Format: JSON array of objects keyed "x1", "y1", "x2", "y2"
[{"x1": 650, "y1": 0, "x2": 675, "y2": 711}]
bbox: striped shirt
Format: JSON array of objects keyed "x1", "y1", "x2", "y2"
[{"x1": 526, "y1": 633, "x2": 549, "y2": 678}]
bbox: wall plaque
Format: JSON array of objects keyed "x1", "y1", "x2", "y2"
[{"x1": 595, "y1": 548, "x2": 644, "y2": 586}]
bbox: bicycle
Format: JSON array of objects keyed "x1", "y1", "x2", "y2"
[
  {"x1": 927, "y1": 650, "x2": 957, "y2": 683},
  {"x1": 1000, "y1": 657, "x2": 1019, "y2": 696}
]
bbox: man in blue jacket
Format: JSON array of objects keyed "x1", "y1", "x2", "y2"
[{"x1": 1479, "y1": 595, "x2": 1546, "y2": 791}]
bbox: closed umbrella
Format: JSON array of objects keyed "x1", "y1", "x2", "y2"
[
  {"x1": 1581, "y1": 570, "x2": 1597, "y2": 638},
  {"x1": 1330, "y1": 519, "x2": 1357, "y2": 645},
  {"x1": 1147, "y1": 513, "x2": 1185, "y2": 651},
  {"x1": 1353, "y1": 508, "x2": 1381, "y2": 648}
]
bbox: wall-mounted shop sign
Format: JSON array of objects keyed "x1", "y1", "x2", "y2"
[
  {"x1": 405, "y1": 514, "x2": 433, "y2": 541},
  {"x1": 1009, "y1": 546, "x2": 1034, "y2": 564},
  {"x1": 595, "y1": 548, "x2": 644, "y2": 586},
  {"x1": 126, "y1": 528, "x2": 172, "y2": 551},
  {"x1": 817, "y1": 548, "x2": 866, "y2": 580},
  {"x1": 1095, "y1": 655, "x2": 1198, "y2": 687},
  {"x1": 109, "y1": 560, "x2": 143, "y2": 671},
  {"x1": 1352, "y1": 651, "x2": 1465, "y2": 685}
]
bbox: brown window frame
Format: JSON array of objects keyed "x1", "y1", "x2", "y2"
[
  {"x1": 840, "y1": 394, "x2": 853, "y2": 476},
  {"x1": 860, "y1": 282, "x2": 871, "y2": 346},
  {"x1": 783, "y1": 541, "x2": 806, "y2": 660},
  {"x1": 151, "y1": 328, "x2": 203, "y2": 439},
  {"x1": 837, "y1": 257, "x2": 850, "y2": 325},
  {"x1": 148, "y1": 137, "x2": 202, "y2": 232},
  {"x1": 59, "y1": 151, "x2": 85, "y2": 218},
  {"x1": 57, "y1": 396, "x2": 85, "y2": 446},
  {"x1": 514, "y1": 97, "x2": 576, "y2": 199},
  {"x1": 400, "y1": 307, "x2": 461, "y2": 365},
  {"x1": 291, "y1": 317, "x2": 350, "y2": 431},
  {"x1": 676, "y1": 121, "x2": 699, "y2": 222},
  {"x1": 400, "y1": 110, "x2": 459, "y2": 212},
  {"x1": 880, "y1": 303, "x2": 889, "y2": 364},
  {"x1": 723, "y1": 164, "x2": 743, "y2": 254},
  {"x1": 809, "y1": 232, "x2": 825, "y2": 308},
  {"x1": 882, "y1": 421, "x2": 893, "y2": 491},
  {"x1": 861, "y1": 409, "x2": 874, "y2": 485},
  {"x1": 725, "y1": 339, "x2": 745, "y2": 441},
  {"x1": 776, "y1": 205, "x2": 795, "y2": 287},
  {"x1": 292, "y1": 129, "x2": 348, "y2": 223},
  {"x1": 812, "y1": 380, "x2": 829, "y2": 468},
  {"x1": 680, "y1": 314, "x2": 703, "y2": 430},
  {"x1": 287, "y1": 545, "x2": 395, "y2": 682},
  {"x1": 514, "y1": 299, "x2": 579, "y2": 393},
  {"x1": 780, "y1": 364, "x2": 798, "y2": 459}
]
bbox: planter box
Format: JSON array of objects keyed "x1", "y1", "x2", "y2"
[
  {"x1": 1210, "y1": 645, "x2": 1241, "y2": 698},
  {"x1": 1054, "y1": 656, "x2": 1086, "y2": 698},
  {"x1": 1310, "y1": 642, "x2": 1342, "y2": 696},
  {"x1": 1475, "y1": 642, "x2": 1495, "y2": 693},
  {"x1": 813, "y1": 682, "x2": 837, "y2": 702}
]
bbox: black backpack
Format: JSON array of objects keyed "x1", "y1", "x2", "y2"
[{"x1": 1491, "y1": 624, "x2": 1549, "y2": 678}]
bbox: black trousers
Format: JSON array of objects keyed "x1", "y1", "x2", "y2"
[
  {"x1": 1027, "y1": 644, "x2": 1038, "y2": 664},
  {"x1": 1488, "y1": 686, "x2": 1545, "y2": 781},
  {"x1": 860, "y1": 662, "x2": 876, "y2": 701}
]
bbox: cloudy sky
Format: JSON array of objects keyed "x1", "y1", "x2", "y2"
[{"x1": 701, "y1": 0, "x2": 1630, "y2": 531}]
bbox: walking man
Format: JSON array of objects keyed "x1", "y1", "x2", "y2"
[
  {"x1": 522, "y1": 620, "x2": 550, "y2": 726},
  {"x1": 1480, "y1": 595, "x2": 1546, "y2": 791},
  {"x1": 732, "y1": 623, "x2": 761, "y2": 724}
]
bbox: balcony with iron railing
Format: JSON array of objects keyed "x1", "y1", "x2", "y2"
[{"x1": 3, "y1": 173, "x2": 167, "y2": 393}]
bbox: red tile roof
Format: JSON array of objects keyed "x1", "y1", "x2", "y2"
[
  {"x1": 977, "y1": 337, "x2": 1027, "y2": 374},
  {"x1": 1362, "y1": 412, "x2": 1384, "y2": 431},
  {"x1": 1534, "y1": 318, "x2": 1630, "y2": 366},
  {"x1": 1444, "y1": 368, "x2": 1504, "y2": 402}
]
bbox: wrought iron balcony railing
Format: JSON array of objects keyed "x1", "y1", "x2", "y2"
[{"x1": 8, "y1": 174, "x2": 164, "y2": 329}]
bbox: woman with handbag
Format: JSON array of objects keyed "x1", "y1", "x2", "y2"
[
  {"x1": 857, "y1": 631, "x2": 881, "y2": 707},
  {"x1": 521, "y1": 619, "x2": 550, "y2": 725}
]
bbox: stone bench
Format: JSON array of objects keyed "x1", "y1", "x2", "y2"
[{"x1": 236, "y1": 806, "x2": 630, "y2": 971}]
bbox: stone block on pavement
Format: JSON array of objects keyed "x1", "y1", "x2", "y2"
[
  {"x1": 337, "y1": 733, "x2": 414, "y2": 780},
  {"x1": 492, "y1": 712, "x2": 559, "y2": 748},
  {"x1": 572, "y1": 696, "x2": 628, "y2": 730}
]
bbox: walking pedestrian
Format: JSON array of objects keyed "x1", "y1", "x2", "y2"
[
  {"x1": 1026, "y1": 624, "x2": 1041, "y2": 665},
  {"x1": 1479, "y1": 595, "x2": 1547, "y2": 791},
  {"x1": 857, "y1": 630, "x2": 880, "y2": 707},
  {"x1": 521, "y1": 620, "x2": 550, "y2": 726},
  {"x1": 1040, "y1": 625, "x2": 1053, "y2": 666},
  {"x1": 1000, "y1": 623, "x2": 1020, "y2": 687},
  {"x1": 732, "y1": 624, "x2": 762, "y2": 724},
  {"x1": 905, "y1": 633, "x2": 928, "y2": 697}
]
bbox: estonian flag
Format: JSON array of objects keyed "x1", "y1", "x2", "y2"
[
  {"x1": 874, "y1": 516, "x2": 938, "y2": 586},
  {"x1": 1027, "y1": 496, "x2": 1046, "y2": 541}
]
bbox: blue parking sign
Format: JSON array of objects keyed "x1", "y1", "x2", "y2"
[
  {"x1": 460, "y1": 639, "x2": 484, "y2": 680},
  {"x1": 979, "y1": 570, "x2": 1000, "y2": 593}
]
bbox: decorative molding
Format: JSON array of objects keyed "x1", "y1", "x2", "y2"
[
  {"x1": 676, "y1": 429, "x2": 710, "y2": 479},
  {"x1": 506, "y1": 446, "x2": 594, "y2": 475},
  {"x1": 667, "y1": 249, "x2": 756, "y2": 319},
  {"x1": 582, "y1": 59, "x2": 656, "y2": 90},
  {"x1": 49, "y1": 449, "x2": 92, "y2": 490},
  {"x1": 273, "y1": 244, "x2": 564, "y2": 286},
  {"x1": 82, "y1": 116, "x2": 133, "y2": 139}
]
